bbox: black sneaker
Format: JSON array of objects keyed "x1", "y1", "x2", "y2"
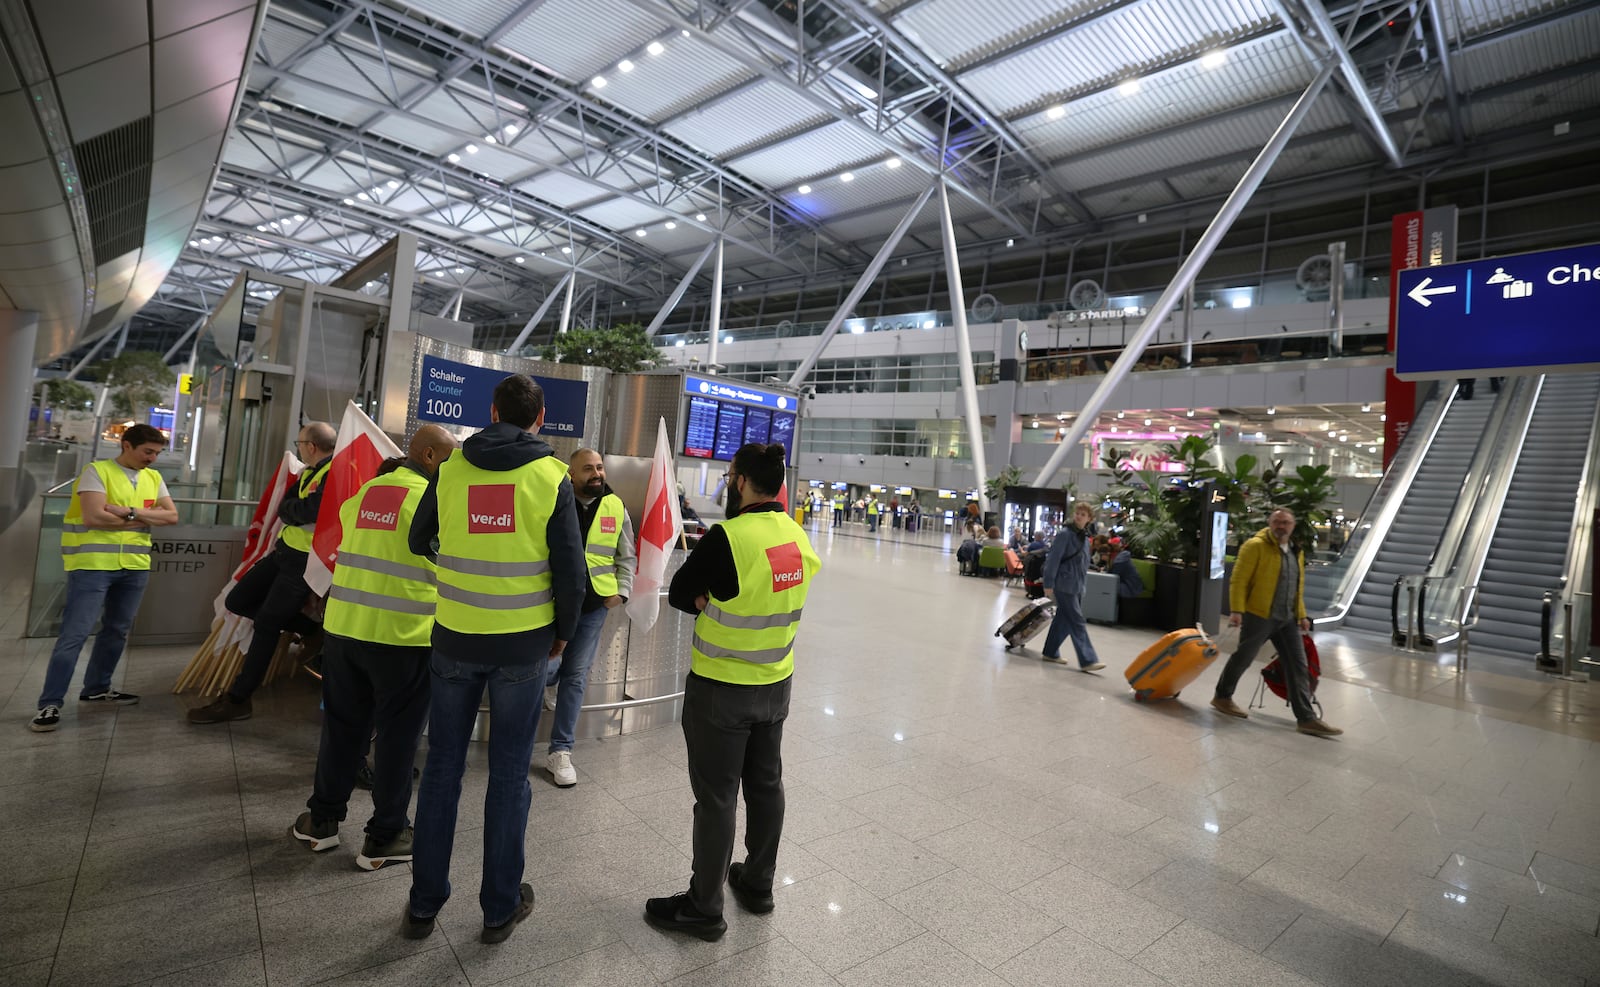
[
  {"x1": 79, "y1": 690, "x2": 140, "y2": 706},
  {"x1": 30, "y1": 706, "x2": 60, "y2": 733},
  {"x1": 289, "y1": 812, "x2": 340, "y2": 852},
  {"x1": 356, "y1": 827, "x2": 413, "y2": 871},
  {"x1": 643, "y1": 891, "x2": 727, "y2": 941},
  {"x1": 481, "y1": 883, "x2": 534, "y2": 944},
  {"x1": 354, "y1": 762, "x2": 375, "y2": 790},
  {"x1": 400, "y1": 908, "x2": 435, "y2": 940},
  {"x1": 727, "y1": 862, "x2": 775, "y2": 914},
  {"x1": 187, "y1": 695, "x2": 252, "y2": 724}
]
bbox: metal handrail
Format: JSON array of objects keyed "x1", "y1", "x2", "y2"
[
  {"x1": 1547, "y1": 381, "x2": 1600, "y2": 666},
  {"x1": 40, "y1": 490, "x2": 257, "y2": 508}
]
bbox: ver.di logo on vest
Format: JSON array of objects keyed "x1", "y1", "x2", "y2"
[
  {"x1": 600, "y1": 515, "x2": 617, "y2": 534},
  {"x1": 355, "y1": 485, "x2": 408, "y2": 531},
  {"x1": 766, "y1": 542, "x2": 803, "y2": 593},
  {"x1": 468, "y1": 484, "x2": 517, "y2": 533}
]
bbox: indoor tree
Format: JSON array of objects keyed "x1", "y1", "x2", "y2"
[{"x1": 540, "y1": 323, "x2": 661, "y2": 373}]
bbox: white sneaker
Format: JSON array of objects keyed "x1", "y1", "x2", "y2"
[
  {"x1": 547, "y1": 749, "x2": 577, "y2": 788},
  {"x1": 543, "y1": 685, "x2": 557, "y2": 711}
]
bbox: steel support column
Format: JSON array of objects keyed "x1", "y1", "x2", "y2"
[
  {"x1": 504, "y1": 272, "x2": 572, "y2": 354},
  {"x1": 1034, "y1": 59, "x2": 1339, "y2": 487},
  {"x1": 160, "y1": 315, "x2": 207, "y2": 364},
  {"x1": 435, "y1": 289, "x2": 463, "y2": 318},
  {"x1": 645, "y1": 241, "x2": 717, "y2": 337},
  {"x1": 66, "y1": 327, "x2": 120, "y2": 381},
  {"x1": 1273, "y1": 0, "x2": 1403, "y2": 167},
  {"x1": 557, "y1": 273, "x2": 576, "y2": 334},
  {"x1": 938, "y1": 182, "x2": 991, "y2": 513},
  {"x1": 707, "y1": 238, "x2": 725, "y2": 371},
  {"x1": 788, "y1": 183, "x2": 937, "y2": 389},
  {"x1": 1426, "y1": 0, "x2": 1466, "y2": 146}
]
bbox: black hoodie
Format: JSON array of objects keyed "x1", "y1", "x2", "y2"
[{"x1": 408, "y1": 421, "x2": 586, "y2": 664}]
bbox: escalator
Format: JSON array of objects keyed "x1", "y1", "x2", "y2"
[
  {"x1": 1469, "y1": 374, "x2": 1600, "y2": 656},
  {"x1": 1341, "y1": 389, "x2": 1498, "y2": 636}
]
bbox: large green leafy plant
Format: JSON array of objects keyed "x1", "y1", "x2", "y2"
[{"x1": 540, "y1": 323, "x2": 661, "y2": 373}]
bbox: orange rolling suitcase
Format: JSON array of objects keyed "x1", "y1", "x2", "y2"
[{"x1": 1125, "y1": 628, "x2": 1219, "y2": 702}]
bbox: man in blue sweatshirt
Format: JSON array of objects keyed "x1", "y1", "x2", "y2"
[{"x1": 399, "y1": 375, "x2": 586, "y2": 945}]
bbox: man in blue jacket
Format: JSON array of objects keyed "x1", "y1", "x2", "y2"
[{"x1": 1040, "y1": 501, "x2": 1106, "y2": 671}]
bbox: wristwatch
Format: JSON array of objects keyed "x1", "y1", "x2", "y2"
[{"x1": 125, "y1": 508, "x2": 138, "y2": 521}]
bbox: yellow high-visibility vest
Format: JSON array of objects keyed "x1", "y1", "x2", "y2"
[
  {"x1": 691, "y1": 510, "x2": 820, "y2": 685},
  {"x1": 60, "y1": 460, "x2": 162, "y2": 571},
  {"x1": 323, "y1": 468, "x2": 437, "y2": 647},
  {"x1": 433, "y1": 452, "x2": 568, "y2": 634},
  {"x1": 584, "y1": 493, "x2": 626, "y2": 597},
  {"x1": 280, "y1": 459, "x2": 331, "y2": 552}
]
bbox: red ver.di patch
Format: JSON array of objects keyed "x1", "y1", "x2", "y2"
[
  {"x1": 766, "y1": 541, "x2": 804, "y2": 593},
  {"x1": 355, "y1": 484, "x2": 408, "y2": 531},
  {"x1": 468, "y1": 484, "x2": 517, "y2": 533},
  {"x1": 600, "y1": 515, "x2": 617, "y2": 534}
]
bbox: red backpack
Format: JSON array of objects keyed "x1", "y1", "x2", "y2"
[{"x1": 1260, "y1": 632, "x2": 1320, "y2": 700}]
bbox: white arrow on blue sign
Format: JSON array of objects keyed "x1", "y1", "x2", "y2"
[{"x1": 1394, "y1": 241, "x2": 1600, "y2": 380}]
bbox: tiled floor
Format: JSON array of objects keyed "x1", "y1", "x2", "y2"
[{"x1": 3, "y1": 514, "x2": 1599, "y2": 986}]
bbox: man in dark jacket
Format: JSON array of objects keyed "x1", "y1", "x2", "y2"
[
  {"x1": 1040, "y1": 501, "x2": 1106, "y2": 671},
  {"x1": 189, "y1": 421, "x2": 336, "y2": 724},
  {"x1": 400, "y1": 375, "x2": 586, "y2": 945}
]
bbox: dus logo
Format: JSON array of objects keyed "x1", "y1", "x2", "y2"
[
  {"x1": 766, "y1": 541, "x2": 804, "y2": 593},
  {"x1": 355, "y1": 485, "x2": 408, "y2": 531},
  {"x1": 468, "y1": 484, "x2": 517, "y2": 533}
]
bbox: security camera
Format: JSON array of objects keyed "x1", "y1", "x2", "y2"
[
  {"x1": 903, "y1": 460, "x2": 910, "y2": 467},
  {"x1": 858, "y1": 456, "x2": 865, "y2": 464}
]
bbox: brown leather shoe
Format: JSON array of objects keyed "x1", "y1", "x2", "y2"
[
  {"x1": 1210, "y1": 696, "x2": 1248, "y2": 719},
  {"x1": 1297, "y1": 718, "x2": 1344, "y2": 738},
  {"x1": 186, "y1": 695, "x2": 252, "y2": 725}
]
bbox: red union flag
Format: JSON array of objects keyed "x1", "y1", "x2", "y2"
[
  {"x1": 304, "y1": 401, "x2": 404, "y2": 596},
  {"x1": 213, "y1": 450, "x2": 301, "y2": 622},
  {"x1": 625, "y1": 416, "x2": 683, "y2": 634}
]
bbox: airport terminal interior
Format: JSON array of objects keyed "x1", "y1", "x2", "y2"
[{"x1": 3, "y1": 0, "x2": 1600, "y2": 984}]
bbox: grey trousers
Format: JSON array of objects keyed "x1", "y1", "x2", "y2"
[
  {"x1": 682, "y1": 671, "x2": 792, "y2": 916},
  {"x1": 1214, "y1": 612, "x2": 1317, "y2": 722}
]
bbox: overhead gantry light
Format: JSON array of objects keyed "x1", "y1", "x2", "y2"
[
  {"x1": 592, "y1": 76, "x2": 607, "y2": 88},
  {"x1": 618, "y1": 59, "x2": 634, "y2": 73},
  {"x1": 647, "y1": 41, "x2": 665, "y2": 56},
  {"x1": 447, "y1": 152, "x2": 460, "y2": 163}
]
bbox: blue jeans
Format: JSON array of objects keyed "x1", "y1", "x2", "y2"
[
  {"x1": 545, "y1": 606, "x2": 609, "y2": 752},
  {"x1": 1042, "y1": 583, "x2": 1101, "y2": 667},
  {"x1": 409, "y1": 639, "x2": 550, "y2": 927},
  {"x1": 38, "y1": 568, "x2": 150, "y2": 709}
]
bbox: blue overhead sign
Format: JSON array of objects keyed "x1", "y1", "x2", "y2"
[
  {"x1": 684, "y1": 373, "x2": 795, "y2": 411},
  {"x1": 1395, "y1": 241, "x2": 1600, "y2": 379},
  {"x1": 419, "y1": 355, "x2": 588, "y2": 436}
]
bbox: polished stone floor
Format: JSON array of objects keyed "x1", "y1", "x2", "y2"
[{"x1": 2, "y1": 513, "x2": 1599, "y2": 986}]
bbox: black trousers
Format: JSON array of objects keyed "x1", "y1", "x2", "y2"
[
  {"x1": 1215, "y1": 613, "x2": 1316, "y2": 722},
  {"x1": 306, "y1": 634, "x2": 431, "y2": 840},
  {"x1": 225, "y1": 541, "x2": 318, "y2": 700},
  {"x1": 682, "y1": 671, "x2": 791, "y2": 917}
]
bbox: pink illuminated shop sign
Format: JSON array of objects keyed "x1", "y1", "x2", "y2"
[{"x1": 1091, "y1": 431, "x2": 1203, "y2": 472}]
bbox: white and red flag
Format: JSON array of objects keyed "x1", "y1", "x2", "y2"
[
  {"x1": 303, "y1": 401, "x2": 403, "y2": 596},
  {"x1": 625, "y1": 416, "x2": 683, "y2": 634},
  {"x1": 212, "y1": 451, "x2": 300, "y2": 622}
]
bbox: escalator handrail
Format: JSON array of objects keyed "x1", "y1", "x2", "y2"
[
  {"x1": 1422, "y1": 379, "x2": 1529, "y2": 573},
  {"x1": 1551, "y1": 379, "x2": 1600, "y2": 630},
  {"x1": 1316, "y1": 382, "x2": 1455, "y2": 624}
]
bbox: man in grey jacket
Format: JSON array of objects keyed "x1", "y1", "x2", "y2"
[{"x1": 1041, "y1": 501, "x2": 1106, "y2": 671}]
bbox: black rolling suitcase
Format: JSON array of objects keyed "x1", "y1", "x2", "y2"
[{"x1": 996, "y1": 600, "x2": 1054, "y2": 650}]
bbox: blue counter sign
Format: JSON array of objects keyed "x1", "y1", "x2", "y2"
[
  {"x1": 419, "y1": 355, "x2": 587, "y2": 436},
  {"x1": 1395, "y1": 241, "x2": 1600, "y2": 379}
]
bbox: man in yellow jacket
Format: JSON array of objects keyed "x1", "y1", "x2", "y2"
[{"x1": 1211, "y1": 509, "x2": 1342, "y2": 737}]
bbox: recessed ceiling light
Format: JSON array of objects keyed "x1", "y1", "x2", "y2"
[
  {"x1": 664, "y1": 221, "x2": 676, "y2": 229},
  {"x1": 885, "y1": 156, "x2": 902, "y2": 169},
  {"x1": 386, "y1": 180, "x2": 399, "y2": 189},
  {"x1": 343, "y1": 198, "x2": 354, "y2": 205},
  {"x1": 257, "y1": 99, "x2": 282, "y2": 112},
  {"x1": 1340, "y1": 435, "x2": 1348, "y2": 442},
  {"x1": 357, "y1": 192, "x2": 369, "y2": 201},
  {"x1": 466, "y1": 144, "x2": 478, "y2": 154},
  {"x1": 635, "y1": 228, "x2": 647, "y2": 236},
  {"x1": 797, "y1": 184, "x2": 812, "y2": 194},
  {"x1": 647, "y1": 41, "x2": 665, "y2": 56},
  {"x1": 1256, "y1": 431, "x2": 1265, "y2": 439},
  {"x1": 839, "y1": 172, "x2": 854, "y2": 182},
  {"x1": 618, "y1": 59, "x2": 634, "y2": 72},
  {"x1": 514, "y1": 256, "x2": 524, "y2": 264},
  {"x1": 1201, "y1": 50, "x2": 1227, "y2": 69},
  {"x1": 1266, "y1": 406, "x2": 1276, "y2": 415},
  {"x1": 675, "y1": 339, "x2": 685, "y2": 346},
  {"x1": 1370, "y1": 446, "x2": 1378, "y2": 453},
  {"x1": 1116, "y1": 411, "x2": 1124, "y2": 419},
  {"x1": 1361, "y1": 403, "x2": 1372, "y2": 412},
  {"x1": 1186, "y1": 409, "x2": 1195, "y2": 417},
  {"x1": 1006, "y1": 238, "x2": 1015, "y2": 247},
  {"x1": 484, "y1": 134, "x2": 496, "y2": 144},
  {"x1": 592, "y1": 75, "x2": 607, "y2": 88},
  {"x1": 455, "y1": 266, "x2": 465, "y2": 274},
  {"x1": 723, "y1": 335, "x2": 733, "y2": 344},
  {"x1": 1119, "y1": 78, "x2": 1142, "y2": 95},
  {"x1": 561, "y1": 246, "x2": 572, "y2": 254},
  {"x1": 188, "y1": 239, "x2": 198, "y2": 247},
  {"x1": 295, "y1": 214, "x2": 306, "y2": 221},
  {"x1": 854, "y1": 83, "x2": 877, "y2": 100},
  {"x1": 1144, "y1": 419, "x2": 1152, "y2": 426},
  {"x1": 503, "y1": 123, "x2": 519, "y2": 135},
  {"x1": 1380, "y1": 413, "x2": 1387, "y2": 421},
  {"x1": 1047, "y1": 105, "x2": 1066, "y2": 120},
  {"x1": 695, "y1": 212, "x2": 707, "y2": 221},
  {"x1": 1328, "y1": 430, "x2": 1337, "y2": 437},
  {"x1": 447, "y1": 152, "x2": 460, "y2": 163}
]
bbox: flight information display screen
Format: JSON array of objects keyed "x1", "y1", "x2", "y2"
[
  {"x1": 744, "y1": 408, "x2": 772, "y2": 445},
  {"x1": 713, "y1": 403, "x2": 746, "y2": 461},
  {"x1": 770, "y1": 412, "x2": 795, "y2": 463},
  {"x1": 683, "y1": 395, "x2": 719, "y2": 459}
]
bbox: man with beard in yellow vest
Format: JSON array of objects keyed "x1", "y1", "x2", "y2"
[
  {"x1": 288, "y1": 425, "x2": 456, "y2": 870},
  {"x1": 32, "y1": 424, "x2": 179, "y2": 732},
  {"x1": 189, "y1": 421, "x2": 336, "y2": 724},
  {"x1": 645, "y1": 442, "x2": 821, "y2": 941}
]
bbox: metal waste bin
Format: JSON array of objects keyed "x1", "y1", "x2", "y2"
[{"x1": 53, "y1": 448, "x2": 81, "y2": 484}]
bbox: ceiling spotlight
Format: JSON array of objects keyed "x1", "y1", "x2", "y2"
[
  {"x1": 1255, "y1": 431, "x2": 1265, "y2": 439},
  {"x1": 357, "y1": 192, "x2": 369, "y2": 200},
  {"x1": 1119, "y1": 78, "x2": 1142, "y2": 95},
  {"x1": 854, "y1": 83, "x2": 878, "y2": 100},
  {"x1": 188, "y1": 239, "x2": 198, "y2": 247},
  {"x1": 675, "y1": 339, "x2": 685, "y2": 347},
  {"x1": 465, "y1": 143, "x2": 479, "y2": 153},
  {"x1": 592, "y1": 76, "x2": 607, "y2": 88},
  {"x1": 343, "y1": 198, "x2": 354, "y2": 205},
  {"x1": 1201, "y1": 50, "x2": 1227, "y2": 69},
  {"x1": 447, "y1": 152, "x2": 460, "y2": 163},
  {"x1": 618, "y1": 59, "x2": 635, "y2": 73},
  {"x1": 1047, "y1": 105, "x2": 1066, "y2": 120},
  {"x1": 1327, "y1": 430, "x2": 1337, "y2": 437},
  {"x1": 295, "y1": 214, "x2": 306, "y2": 221},
  {"x1": 386, "y1": 180, "x2": 399, "y2": 189},
  {"x1": 1006, "y1": 238, "x2": 1015, "y2": 247},
  {"x1": 1370, "y1": 446, "x2": 1378, "y2": 453},
  {"x1": 1116, "y1": 411, "x2": 1124, "y2": 419},
  {"x1": 1186, "y1": 409, "x2": 1195, "y2": 417},
  {"x1": 561, "y1": 245, "x2": 572, "y2": 254},
  {"x1": 484, "y1": 134, "x2": 496, "y2": 144},
  {"x1": 503, "y1": 123, "x2": 519, "y2": 135},
  {"x1": 664, "y1": 221, "x2": 677, "y2": 229},
  {"x1": 1340, "y1": 435, "x2": 1348, "y2": 442},
  {"x1": 1266, "y1": 406, "x2": 1276, "y2": 415},
  {"x1": 885, "y1": 156, "x2": 902, "y2": 169},
  {"x1": 1380, "y1": 413, "x2": 1387, "y2": 421},
  {"x1": 454, "y1": 266, "x2": 465, "y2": 274},
  {"x1": 723, "y1": 335, "x2": 733, "y2": 344},
  {"x1": 1361, "y1": 403, "x2": 1372, "y2": 412},
  {"x1": 257, "y1": 99, "x2": 282, "y2": 112},
  {"x1": 514, "y1": 256, "x2": 525, "y2": 264},
  {"x1": 635, "y1": 228, "x2": 647, "y2": 236},
  {"x1": 695, "y1": 212, "x2": 707, "y2": 221},
  {"x1": 797, "y1": 184, "x2": 812, "y2": 194},
  {"x1": 839, "y1": 172, "x2": 854, "y2": 182},
  {"x1": 647, "y1": 41, "x2": 665, "y2": 56},
  {"x1": 1144, "y1": 418, "x2": 1152, "y2": 426}
]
